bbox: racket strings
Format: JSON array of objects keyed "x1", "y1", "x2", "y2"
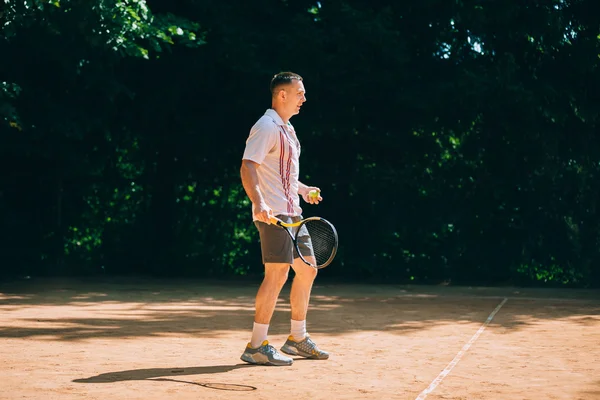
[{"x1": 302, "y1": 220, "x2": 337, "y2": 266}]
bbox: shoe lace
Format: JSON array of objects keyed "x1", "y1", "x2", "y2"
[{"x1": 260, "y1": 343, "x2": 276, "y2": 355}]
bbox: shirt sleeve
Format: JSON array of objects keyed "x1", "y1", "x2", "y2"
[{"x1": 242, "y1": 119, "x2": 278, "y2": 165}]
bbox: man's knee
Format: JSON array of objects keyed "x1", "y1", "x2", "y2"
[
  {"x1": 292, "y1": 258, "x2": 318, "y2": 280},
  {"x1": 264, "y1": 262, "x2": 291, "y2": 286}
]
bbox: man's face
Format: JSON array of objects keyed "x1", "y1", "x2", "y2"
[{"x1": 282, "y1": 79, "x2": 306, "y2": 116}]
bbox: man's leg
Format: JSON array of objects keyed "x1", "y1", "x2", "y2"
[
  {"x1": 281, "y1": 255, "x2": 329, "y2": 360},
  {"x1": 251, "y1": 262, "x2": 290, "y2": 346},
  {"x1": 289, "y1": 256, "x2": 317, "y2": 330},
  {"x1": 240, "y1": 219, "x2": 294, "y2": 366},
  {"x1": 289, "y1": 220, "x2": 318, "y2": 325}
]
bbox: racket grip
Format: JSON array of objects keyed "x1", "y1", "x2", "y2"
[{"x1": 269, "y1": 216, "x2": 283, "y2": 225}]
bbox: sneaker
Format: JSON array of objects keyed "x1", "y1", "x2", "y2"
[
  {"x1": 240, "y1": 340, "x2": 293, "y2": 366},
  {"x1": 280, "y1": 335, "x2": 330, "y2": 360}
]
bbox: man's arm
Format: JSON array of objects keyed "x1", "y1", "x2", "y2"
[
  {"x1": 240, "y1": 159, "x2": 272, "y2": 223},
  {"x1": 298, "y1": 181, "x2": 309, "y2": 196}
]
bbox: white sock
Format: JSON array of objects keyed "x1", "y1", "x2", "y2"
[
  {"x1": 291, "y1": 319, "x2": 307, "y2": 341},
  {"x1": 250, "y1": 322, "x2": 269, "y2": 348}
]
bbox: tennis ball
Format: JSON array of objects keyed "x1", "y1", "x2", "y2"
[{"x1": 309, "y1": 190, "x2": 319, "y2": 199}]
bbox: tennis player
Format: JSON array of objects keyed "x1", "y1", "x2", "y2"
[{"x1": 239, "y1": 72, "x2": 329, "y2": 366}]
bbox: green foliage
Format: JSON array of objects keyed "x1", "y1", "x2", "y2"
[
  {"x1": 1, "y1": 0, "x2": 599, "y2": 287},
  {"x1": 1, "y1": 0, "x2": 204, "y2": 55},
  {"x1": 0, "y1": 81, "x2": 22, "y2": 130}
]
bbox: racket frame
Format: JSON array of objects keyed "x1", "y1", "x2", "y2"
[{"x1": 270, "y1": 216, "x2": 338, "y2": 269}]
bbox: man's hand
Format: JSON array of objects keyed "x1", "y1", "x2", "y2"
[
  {"x1": 299, "y1": 186, "x2": 322, "y2": 205},
  {"x1": 255, "y1": 202, "x2": 274, "y2": 224}
]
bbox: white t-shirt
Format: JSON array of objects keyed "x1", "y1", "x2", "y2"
[{"x1": 242, "y1": 109, "x2": 303, "y2": 220}]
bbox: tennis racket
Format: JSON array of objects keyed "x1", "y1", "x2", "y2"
[{"x1": 270, "y1": 216, "x2": 338, "y2": 269}]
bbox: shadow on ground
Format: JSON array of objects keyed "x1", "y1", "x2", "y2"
[
  {"x1": 579, "y1": 381, "x2": 600, "y2": 399},
  {"x1": 0, "y1": 277, "x2": 599, "y2": 341},
  {"x1": 73, "y1": 364, "x2": 258, "y2": 391}
]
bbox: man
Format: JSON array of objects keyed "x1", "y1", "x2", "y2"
[{"x1": 239, "y1": 71, "x2": 329, "y2": 366}]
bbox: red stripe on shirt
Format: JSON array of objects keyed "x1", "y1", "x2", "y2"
[
  {"x1": 286, "y1": 142, "x2": 293, "y2": 214},
  {"x1": 278, "y1": 129, "x2": 295, "y2": 215}
]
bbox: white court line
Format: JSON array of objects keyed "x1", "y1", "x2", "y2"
[{"x1": 415, "y1": 297, "x2": 508, "y2": 400}]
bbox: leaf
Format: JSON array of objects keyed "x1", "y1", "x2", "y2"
[
  {"x1": 138, "y1": 46, "x2": 149, "y2": 59},
  {"x1": 9, "y1": 121, "x2": 22, "y2": 131}
]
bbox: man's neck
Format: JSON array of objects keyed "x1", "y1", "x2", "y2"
[{"x1": 271, "y1": 105, "x2": 291, "y2": 125}]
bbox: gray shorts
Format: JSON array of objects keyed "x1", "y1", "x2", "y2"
[{"x1": 254, "y1": 215, "x2": 315, "y2": 264}]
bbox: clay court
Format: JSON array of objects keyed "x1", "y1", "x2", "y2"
[{"x1": 1, "y1": 278, "x2": 599, "y2": 400}]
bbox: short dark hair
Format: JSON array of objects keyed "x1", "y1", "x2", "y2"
[{"x1": 270, "y1": 71, "x2": 303, "y2": 96}]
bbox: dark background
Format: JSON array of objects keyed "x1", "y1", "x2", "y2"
[{"x1": 1, "y1": 0, "x2": 599, "y2": 287}]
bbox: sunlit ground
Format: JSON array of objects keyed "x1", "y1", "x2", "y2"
[{"x1": 1, "y1": 278, "x2": 599, "y2": 400}]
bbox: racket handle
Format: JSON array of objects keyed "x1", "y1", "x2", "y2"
[
  {"x1": 269, "y1": 217, "x2": 303, "y2": 228},
  {"x1": 269, "y1": 216, "x2": 284, "y2": 225}
]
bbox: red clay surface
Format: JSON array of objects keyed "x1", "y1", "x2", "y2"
[{"x1": 1, "y1": 278, "x2": 599, "y2": 400}]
